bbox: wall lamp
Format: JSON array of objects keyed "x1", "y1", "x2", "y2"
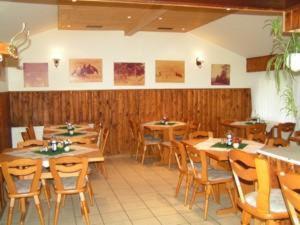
[
  {"x1": 196, "y1": 57, "x2": 204, "y2": 68},
  {"x1": 53, "y1": 58, "x2": 60, "y2": 68}
]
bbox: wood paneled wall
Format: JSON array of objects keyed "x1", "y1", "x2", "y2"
[
  {"x1": 0, "y1": 92, "x2": 11, "y2": 150},
  {"x1": 9, "y1": 89, "x2": 251, "y2": 154}
]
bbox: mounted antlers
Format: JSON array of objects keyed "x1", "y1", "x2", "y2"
[{"x1": 0, "y1": 23, "x2": 30, "y2": 61}]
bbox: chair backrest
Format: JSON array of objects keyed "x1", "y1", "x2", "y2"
[
  {"x1": 70, "y1": 137, "x2": 91, "y2": 145},
  {"x1": 278, "y1": 172, "x2": 300, "y2": 225},
  {"x1": 99, "y1": 128, "x2": 109, "y2": 155},
  {"x1": 229, "y1": 150, "x2": 271, "y2": 213},
  {"x1": 186, "y1": 146, "x2": 208, "y2": 182},
  {"x1": 21, "y1": 131, "x2": 30, "y2": 141},
  {"x1": 188, "y1": 121, "x2": 201, "y2": 132},
  {"x1": 189, "y1": 131, "x2": 213, "y2": 140},
  {"x1": 49, "y1": 156, "x2": 88, "y2": 192},
  {"x1": 17, "y1": 140, "x2": 47, "y2": 148},
  {"x1": 275, "y1": 122, "x2": 296, "y2": 146},
  {"x1": 171, "y1": 140, "x2": 188, "y2": 172},
  {"x1": 26, "y1": 124, "x2": 36, "y2": 140},
  {"x1": 2, "y1": 158, "x2": 42, "y2": 196},
  {"x1": 246, "y1": 123, "x2": 267, "y2": 143},
  {"x1": 173, "y1": 125, "x2": 188, "y2": 139}
]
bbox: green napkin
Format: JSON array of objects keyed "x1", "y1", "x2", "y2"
[
  {"x1": 33, "y1": 148, "x2": 74, "y2": 156},
  {"x1": 211, "y1": 142, "x2": 248, "y2": 149},
  {"x1": 58, "y1": 126, "x2": 81, "y2": 129},
  {"x1": 56, "y1": 132, "x2": 85, "y2": 137},
  {"x1": 154, "y1": 122, "x2": 176, "y2": 126}
]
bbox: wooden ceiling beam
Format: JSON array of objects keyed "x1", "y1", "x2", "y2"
[
  {"x1": 124, "y1": 9, "x2": 167, "y2": 36},
  {"x1": 69, "y1": 0, "x2": 285, "y2": 12}
]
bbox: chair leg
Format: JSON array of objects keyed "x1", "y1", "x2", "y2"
[
  {"x1": 41, "y1": 179, "x2": 51, "y2": 208},
  {"x1": 189, "y1": 181, "x2": 199, "y2": 209},
  {"x1": 79, "y1": 192, "x2": 90, "y2": 225},
  {"x1": 175, "y1": 173, "x2": 184, "y2": 197},
  {"x1": 212, "y1": 184, "x2": 220, "y2": 204},
  {"x1": 204, "y1": 185, "x2": 212, "y2": 220},
  {"x1": 34, "y1": 195, "x2": 45, "y2": 225},
  {"x1": 86, "y1": 178, "x2": 94, "y2": 206},
  {"x1": 141, "y1": 146, "x2": 147, "y2": 165},
  {"x1": 61, "y1": 195, "x2": 66, "y2": 208},
  {"x1": 99, "y1": 163, "x2": 108, "y2": 179},
  {"x1": 53, "y1": 194, "x2": 61, "y2": 225},
  {"x1": 241, "y1": 211, "x2": 251, "y2": 225},
  {"x1": 168, "y1": 147, "x2": 173, "y2": 169},
  {"x1": 226, "y1": 183, "x2": 236, "y2": 210},
  {"x1": 184, "y1": 174, "x2": 192, "y2": 206},
  {"x1": 135, "y1": 141, "x2": 140, "y2": 160},
  {"x1": 7, "y1": 198, "x2": 15, "y2": 225},
  {"x1": 20, "y1": 198, "x2": 26, "y2": 225}
]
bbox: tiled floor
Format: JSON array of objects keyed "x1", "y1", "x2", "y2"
[{"x1": 0, "y1": 155, "x2": 242, "y2": 225}]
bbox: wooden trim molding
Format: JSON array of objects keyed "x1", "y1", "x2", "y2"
[{"x1": 246, "y1": 55, "x2": 274, "y2": 73}]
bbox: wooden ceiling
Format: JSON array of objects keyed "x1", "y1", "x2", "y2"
[{"x1": 58, "y1": 4, "x2": 231, "y2": 35}]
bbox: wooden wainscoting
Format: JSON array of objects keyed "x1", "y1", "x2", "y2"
[
  {"x1": 0, "y1": 92, "x2": 11, "y2": 150},
  {"x1": 9, "y1": 89, "x2": 251, "y2": 154}
]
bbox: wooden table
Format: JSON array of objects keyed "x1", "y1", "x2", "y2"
[
  {"x1": 182, "y1": 138, "x2": 265, "y2": 215},
  {"x1": 222, "y1": 120, "x2": 277, "y2": 137},
  {"x1": 0, "y1": 144, "x2": 103, "y2": 179},
  {"x1": 43, "y1": 124, "x2": 98, "y2": 141},
  {"x1": 142, "y1": 121, "x2": 186, "y2": 141}
]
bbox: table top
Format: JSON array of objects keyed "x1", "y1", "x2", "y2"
[
  {"x1": 224, "y1": 120, "x2": 278, "y2": 133},
  {"x1": 43, "y1": 124, "x2": 98, "y2": 140},
  {"x1": 142, "y1": 121, "x2": 186, "y2": 129},
  {"x1": 257, "y1": 146, "x2": 300, "y2": 166},
  {"x1": 182, "y1": 138, "x2": 264, "y2": 154}
]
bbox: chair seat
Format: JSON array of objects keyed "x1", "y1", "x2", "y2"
[
  {"x1": 15, "y1": 179, "x2": 41, "y2": 194},
  {"x1": 161, "y1": 141, "x2": 171, "y2": 147},
  {"x1": 174, "y1": 135, "x2": 184, "y2": 141},
  {"x1": 245, "y1": 188, "x2": 287, "y2": 213},
  {"x1": 144, "y1": 138, "x2": 161, "y2": 145},
  {"x1": 61, "y1": 177, "x2": 86, "y2": 190},
  {"x1": 195, "y1": 168, "x2": 232, "y2": 181},
  {"x1": 144, "y1": 135, "x2": 161, "y2": 142}
]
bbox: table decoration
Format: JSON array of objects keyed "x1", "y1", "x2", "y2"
[
  {"x1": 66, "y1": 122, "x2": 75, "y2": 135},
  {"x1": 211, "y1": 142, "x2": 248, "y2": 149}
]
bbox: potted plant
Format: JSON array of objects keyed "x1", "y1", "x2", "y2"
[{"x1": 266, "y1": 17, "x2": 300, "y2": 119}]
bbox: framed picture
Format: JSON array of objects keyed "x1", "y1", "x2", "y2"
[
  {"x1": 0, "y1": 61, "x2": 5, "y2": 81},
  {"x1": 69, "y1": 58, "x2": 102, "y2": 83},
  {"x1": 114, "y1": 62, "x2": 145, "y2": 86},
  {"x1": 23, "y1": 63, "x2": 48, "y2": 87},
  {"x1": 155, "y1": 60, "x2": 185, "y2": 83},
  {"x1": 211, "y1": 64, "x2": 230, "y2": 85}
]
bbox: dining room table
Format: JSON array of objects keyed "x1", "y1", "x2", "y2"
[
  {"x1": 181, "y1": 137, "x2": 265, "y2": 216},
  {"x1": 142, "y1": 120, "x2": 186, "y2": 141},
  {"x1": 43, "y1": 124, "x2": 98, "y2": 141},
  {"x1": 0, "y1": 144, "x2": 104, "y2": 179}
]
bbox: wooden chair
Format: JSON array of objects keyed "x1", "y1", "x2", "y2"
[
  {"x1": 17, "y1": 139, "x2": 47, "y2": 148},
  {"x1": 246, "y1": 123, "x2": 267, "y2": 143},
  {"x1": 2, "y1": 158, "x2": 45, "y2": 225},
  {"x1": 21, "y1": 131, "x2": 30, "y2": 141},
  {"x1": 161, "y1": 124, "x2": 188, "y2": 168},
  {"x1": 186, "y1": 146, "x2": 236, "y2": 220},
  {"x1": 171, "y1": 140, "x2": 194, "y2": 205},
  {"x1": 273, "y1": 122, "x2": 296, "y2": 147},
  {"x1": 96, "y1": 127, "x2": 109, "y2": 178},
  {"x1": 50, "y1": 156, "x2": 90, "y2": 225},
  {"x1": 136, "y1": 127, "x2": 161, "y2": 165},
  {"x1": 188, "y1": 130, "x2": 213, "y2": 140},
  {"x1": 16, "y1": 139, "x2": 51, "y2": 208},
  {"x1": 229, "y1": 150, "x2": 289, "y2": 225},
  {"x1": 278, "y1": 172, "x2": 300, "y2": 225},
  {"x1": 187, "y1": 121, "x2": 201, "y2": 134},
  {"x1": 26, "y1": 124, "x2": 36, "y2": 140}
]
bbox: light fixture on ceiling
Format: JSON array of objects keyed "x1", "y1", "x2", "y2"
[
  {"x1": 72, "y1": 0, "x2": 77, "y2": 2},
  {"x1": 158, "y1": 17, "x2": 163, "y2": 20},
  {"x1": 127, "y1": 16, "x2": 132, "y2": 19},
  {"x1": 226, "y1": 8, "x2": 231, "y2": 11},
  {"x1": 181, "y1": 28, "x2": 185, "y2": 31},
  {"x1": 67, "y1": 25, "x2": 71, "y2": 28},
  {"x1": 196, "y1": 57, "x2": 204, "y2": 68},
  {"x1": 287, "y1": 53, "x2": 300, "y2": 72}
]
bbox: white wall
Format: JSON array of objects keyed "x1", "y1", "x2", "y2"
[
  {"x1": 7, "y1": 29, "x2": 254, "y2": 91},
  {"x1": 248, "y1": 71, "x2": 298, "y2": 123}
]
